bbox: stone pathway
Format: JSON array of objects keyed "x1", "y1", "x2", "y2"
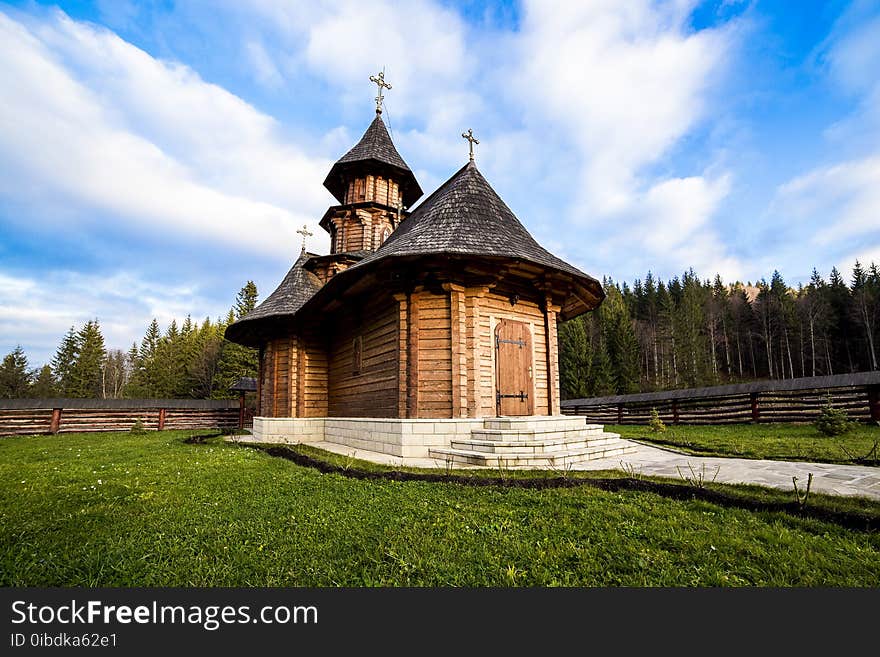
[
  {"x1": 570, "y1": 441, "x2": 880, "y2": 500},
  {"x1": 301, "y1": 439, "x2": 880, "y2": 500}
]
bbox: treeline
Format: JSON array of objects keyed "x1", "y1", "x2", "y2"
[
  {"x1": 560, "y1": 262, "x2": 880, "y2": 399},
  {"x1": 0, "y1": 283, "x2": 259, "y2": 400}
]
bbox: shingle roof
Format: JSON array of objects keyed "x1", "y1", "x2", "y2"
[
  {"x1": 323, "y1": 115, "x2": 423, "y2": 207},
  {"x1": 226, "y1": 251, "x2": 322, "y2": 333},
  {"x1": 350, "y1": 161, "x2": 600, "y2": 286}
]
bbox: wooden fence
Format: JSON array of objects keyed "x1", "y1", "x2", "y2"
[
  {"x1": 561, "y1": 372, "x2": 880, "y2": 425},
  {"x1": 0, "y1": 399, "x2": 240, "y2": 436}
]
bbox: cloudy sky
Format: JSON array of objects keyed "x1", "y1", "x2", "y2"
[{"x1": 1, "y1": 0, "x2": 879, "y2": 365}]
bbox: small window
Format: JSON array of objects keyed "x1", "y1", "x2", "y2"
[
  {"x1": 381, "y1": 227, "x2": 391, "y2": 244},
  {"x1": 352, "y1": 336, "x2": 363, "y2": 375}
]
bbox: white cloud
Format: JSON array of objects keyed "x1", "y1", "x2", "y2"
[
  {"x1": 0, "y1": 270, "x2": 217, "y2": 367},
  {"x1": 0, "y1": 10, "x2": 332, "y2": 259},
  {"x1": 494, "y1": 0, "x2": 738, "y2": 281},
  {"x1": 513, "y1": 0, "x2": 731, "y2": 209},
  {"x1": 766, "y1": 9, "x2": 880, "y2": 277},
  {"x1": 773, "y1": 156, "x2": 880, "y2": 247},
  {"x1": 245, "y1": 39, "x2": 284, "y2": 88}
]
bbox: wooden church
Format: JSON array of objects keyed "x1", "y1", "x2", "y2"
[{"x1": 225, "y1": 76, "x2": 606, "y2": 428}]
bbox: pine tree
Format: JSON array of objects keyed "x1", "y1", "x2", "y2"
[
  {"x1": 827, "y1": 267, "x2": 855, "y2": 373},
  {"x1": 600, "y1": 285, "x2": 641, "y2": 394},
  {"x1": 70, "y1": 320, "x2": 106, "y2": 398},
  {"x1": 235, "y1": 281, "x2": 258, "y2": 319},
  {"x1": 559, "y1": 316, "x2": 592, "y2": 399},
  {"x1": 52, "y1": 327, "x2": 79, "y2": 396},
  {"x1": 0, "y1": 346, "x2": 31, "y2": 398},
  {"x1": 590, "y1": 334, "x2": 616, "y2": 397},
  {"x1": 29, "y1": 364, "x2": 56, "y2": 398},
  {"x1": 851, "y1": 261, "x2": 879, "y2": 371}
]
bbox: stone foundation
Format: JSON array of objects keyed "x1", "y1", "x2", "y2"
[
  {"x1": 250, "y1": 416, "x2": 483, "y2": 458},
  {"x1": 246, "y1": 415, "x2": 635, "y2": 467}
]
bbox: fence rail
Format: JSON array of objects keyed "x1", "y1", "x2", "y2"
[
  {"x1": 0, "y1": 399, "x2": 240, "y2": 436},
  {"x1": 561, "y1": 372, "x2": 880, "y2": 426}
]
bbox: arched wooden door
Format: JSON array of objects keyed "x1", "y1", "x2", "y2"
[{"x1": 494, "y1": 319, "x2": 534, "y2": 416}]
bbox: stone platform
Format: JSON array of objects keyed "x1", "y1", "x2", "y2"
[
  {"x1": 428, "y1": 416, "x2": 636, "y2": 468},
  {"x1": 244, "y1": 415, "x2": 635, "y2": 468}
]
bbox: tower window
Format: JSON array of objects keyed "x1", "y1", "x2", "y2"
[{"x1": 381, "y1": 227, "x2": 391, "y2": 244}]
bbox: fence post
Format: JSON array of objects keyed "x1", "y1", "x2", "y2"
[
  {"x1": 238, "y1": 393, "x2": 246, "y2": 429},
  {"x1": 50, "y1": 408, "x2": 62, "y2": 434},
  {"x1": 869, "y1": 385, "x2": 880, "y2": 423},
  {"x1": 158, "y1": 408, "x2": 166, "y2": 431},
  {"x1": 617, "y1": 403, "x2": 623, "y2": 424},
  {"x1": 750, "y1": 392, "x2": 760, "y2": 423},
  {"x1": 672, "y1": 399, "x2": 679, "y2": 425}
]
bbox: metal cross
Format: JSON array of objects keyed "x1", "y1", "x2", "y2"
[
  {"x1": 461, "y1": 128, "x2": 479, "y2": 161},
  {"x1": 369, "y1": 71, "x2": 392, "y2": 114},
  {"x1": 296, "y1": 224, "x2": 313, "y2": 253}
]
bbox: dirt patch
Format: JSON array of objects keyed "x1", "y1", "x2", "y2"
[{"x1": 182, "y1": 431, "x2": 224, "y2": 444}]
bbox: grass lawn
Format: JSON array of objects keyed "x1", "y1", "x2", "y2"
[
  {"x1": 1, "y1": 430, "x2": 879, "y2": 586},
  {"x1": 611, "y1": 422, "x2": 880, "y2": 466}
]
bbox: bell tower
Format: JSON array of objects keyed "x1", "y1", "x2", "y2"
[{"x1": 319, "y1": 72, "x2": 422, "y2": 257}]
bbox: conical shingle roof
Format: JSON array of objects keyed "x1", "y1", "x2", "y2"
[
  {"x1": 225, "y1": 251, "x2": 322, "y2": 344},
  {"x1": 323, "y1": 115, "x2": 423, "y2": 207},
  {"x1": 355, "y1": 161, "x2": 600, "y2": 285}
]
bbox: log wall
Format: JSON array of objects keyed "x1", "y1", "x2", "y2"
[
  {"x1": 0, "y1": 400, "x2": 239, "y2": 436},
  {"x1": 416, "y1": 291, "x2": 453, "y2": 418},
  {"x1": 562, "y1": 379, "x2": 880, "y2": 425},
  {"x1": 328, "y1": 295, "x2": 399, "y2": 417}
]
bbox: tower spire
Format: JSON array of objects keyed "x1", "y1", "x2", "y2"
[{"x1": 369, "y1": 71, "x2": 392, "y2": 115}]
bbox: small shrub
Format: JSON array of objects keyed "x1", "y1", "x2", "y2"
[
  {"x1": 648, "y1": 408, "x2": 667, "y2": 433},
  {"x1": 814, "y1": 400, "x2": 853, "y2": 437},
  {"x1": 130, "y1": 418, "x2": 147, "y2": 434}
]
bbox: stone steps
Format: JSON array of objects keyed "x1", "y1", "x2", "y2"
[
  {"x1": 429, "y1": 442, "x2": 636, "y2": 468},
  {"x1": 429, "y1": 416, "x2": 636, "y2": 468},
  {"x1": 482, "y1": 417, "x2": 596, "y2": 431},
  {"x1": 470, "y1": 427, "x2": 608, "y2": 442},
  {"x1": 451, "y1": 434, "x2": 622, "y2": 454}
]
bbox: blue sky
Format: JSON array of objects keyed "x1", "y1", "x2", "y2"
[{"x1": 1, "y1": 0, "x2": 879, "y2": 366}]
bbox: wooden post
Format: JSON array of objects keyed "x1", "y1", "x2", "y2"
[
  {"x1": 445, "y1": 284, "x2": 467, "y2": 418},
  {"x1": 672, "y1": 399, "x2": 679, "y2": 425},
  {"x1": 869, "y1": 385, "x2": 880, "y2": 423},
  {"x1": 158, "y1": 408, "x2": 166, "y2": 431},
  {"x1": 238, "y1": 393, "x2": 246, "y2": 429},
  {"x1": 256, "y1": 347, "x2": 263, "y2": 417},
  {"x1": 617, "y1": 403, "x2": 623, "y2": 424},
  {"x1": 750, "y1": 392, "x2": 760, "y2": 423},
  {"x1": 406, "y1": 291, "x2": 420, "y2": 418},
  {"x1": 296, "y1": 341, "x2": 306, "y2": 418},
  {"x1": 542, "y1": 296, "x2": 561, "y2": 417},
  {"x1": 393, "y1": 293, "x2": 409, "y2": 418},
  {"x1": 50, "y1": 408, "x2": 62, "y2": 434}
]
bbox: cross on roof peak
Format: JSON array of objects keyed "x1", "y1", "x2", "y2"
[
  {"x1": 369, "y1": 71, "x2": 392, "y2": 115},
  {"x1": 296, "y1": 224, "x2": 313, "y2": 254},
  {"x1": 461, "y1": 128, "x2": 479, "y2": 162}
]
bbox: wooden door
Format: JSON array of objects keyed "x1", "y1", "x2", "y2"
[{"x1": 495, "y1": 319, "x2": 533, "y2": 416}]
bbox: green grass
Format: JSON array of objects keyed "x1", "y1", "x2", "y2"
[
  {"x1": 612, "y1": 422, "x2": 880, "y2": 465},
  {"x1": 2, "y1": 430, "x2": 879, "y2": 586}
]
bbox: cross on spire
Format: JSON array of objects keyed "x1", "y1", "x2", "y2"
[
  {"x1": 369, "y1": 71, "x2": 392, "y2": 114},
  {"x1": 296, "y1": 224, "x2": 313, "y2": 254},
  {"x1": 461, "y1": 128, "x2": 479, "y2": 162}
]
